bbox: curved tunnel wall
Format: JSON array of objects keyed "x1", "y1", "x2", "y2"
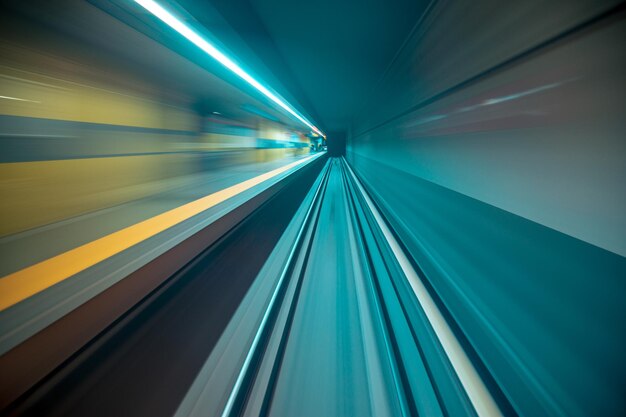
[{"x1": 347, "y1": 1, "x2": 626, "y2": 416}]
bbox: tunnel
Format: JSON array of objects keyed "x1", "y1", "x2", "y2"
[{"x1": 0, "y1": 1, "x2": 624, "y2": 416}]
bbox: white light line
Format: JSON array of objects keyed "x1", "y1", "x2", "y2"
[
  {"x1": 134, "y1": 0, "x2": 324, "y2": 137},
  {"x1": 219, "y1": 160, "x2": 329, "y2": 417},
  {"x1": 343, "y1": 158, "x2": 503, "y2": 417},
  {"x1": 0, "y1": 95, "x2": 40, "y2": 103}
]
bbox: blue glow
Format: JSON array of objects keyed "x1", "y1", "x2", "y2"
[{"x1": 134, "y1": 0, "x2": 325, "y2": 137}]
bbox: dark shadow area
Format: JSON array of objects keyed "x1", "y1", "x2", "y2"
[{"x1": 327, "y1": 131, "x2": 346, "y2": 156}]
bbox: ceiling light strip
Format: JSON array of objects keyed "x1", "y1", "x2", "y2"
[{"x1": 135, "y1": 0, "x2": 325, "y2": 137}]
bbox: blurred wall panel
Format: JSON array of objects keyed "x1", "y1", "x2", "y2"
[
  {"x1": 348, "y1": 1, "x2": 626, "y2": 416},
  {"x1": 0, "y1": 7, "x2": 310, "y2": 237},
  {"x1": 0, "y1": 41, "x2": 199, "y2": 235},
  {"x1": 350, "y1": 0, "x2": 625, "y2": 254}
]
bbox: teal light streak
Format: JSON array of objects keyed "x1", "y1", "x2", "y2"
[{"x1": 134, "y1": 0, "x2": 325, "y2": 137}]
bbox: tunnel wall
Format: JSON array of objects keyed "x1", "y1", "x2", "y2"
[
  {"x1": 0, "y1": 25, "x2": 309, "y2": 237},
  {"x1": 347, "y1": 1, "x2": 626, "y2": 416},
  {"x1": 327, "y1": 131, "x2": 346, "y2": 156}
]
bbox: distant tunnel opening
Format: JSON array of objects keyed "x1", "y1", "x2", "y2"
[{"x1": 327, "y1": 131, "x2": 346, "y2": 156}]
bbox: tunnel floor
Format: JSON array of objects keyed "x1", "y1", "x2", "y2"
[
  {"x1": 4, "y1": 157, "x2": 323, "y2": 417},
  {"x1": 4, "y1": 158, "x2": 509, "y2": 417}
]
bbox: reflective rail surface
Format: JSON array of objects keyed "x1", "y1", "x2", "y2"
[{"x1": 174, "y1": 158, "x2": 509, "y2": 417}]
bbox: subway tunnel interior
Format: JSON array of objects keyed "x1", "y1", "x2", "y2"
[{"x1": 0, "y1": 1, "x2": 624, "y2": 416}]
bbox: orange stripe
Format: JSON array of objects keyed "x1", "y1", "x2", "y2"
[{"x1": 0, "y1": 154, "x2": 319, "y2": 311}]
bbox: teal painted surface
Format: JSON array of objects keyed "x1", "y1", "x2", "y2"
[
  {"x1": 266, "y1": 159, "x2": 485, "y2": 416},
  {"x1": 346, "y1": 3, "x2": 626, "y2": 415},
  {"x1": 269, "y1": 159, "x2": 392, "y2": 417},
  {"x1": 349, "y1": 153, "x2": 626, "y2": 417}
]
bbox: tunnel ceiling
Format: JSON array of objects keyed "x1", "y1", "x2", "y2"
[
  {"x1": 204, "y1": 0, "x2": 430, "y2": 132},
  {"x1": 3, "y1": 0, "x2": 431, "y2": 134}
]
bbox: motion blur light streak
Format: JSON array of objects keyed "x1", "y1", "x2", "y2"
[
  {"x1": 0, "y1": 153, "x2": 320, "y2": 311},
  {"x1": 0, "y1": 95, "x2": 40, "y2": 103},
  {"x1": 133, "y1": 0, "x2": 325, "y2": 137},
  {"x1": 344, "y1": 158, "x2": 503, "y2": 417},
  {"x1": 0, "y1": 1, "x2": 624, "y2": 416},
  {"x1": 219, "y1": 156, "x2": 329, "y2": 417}
]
